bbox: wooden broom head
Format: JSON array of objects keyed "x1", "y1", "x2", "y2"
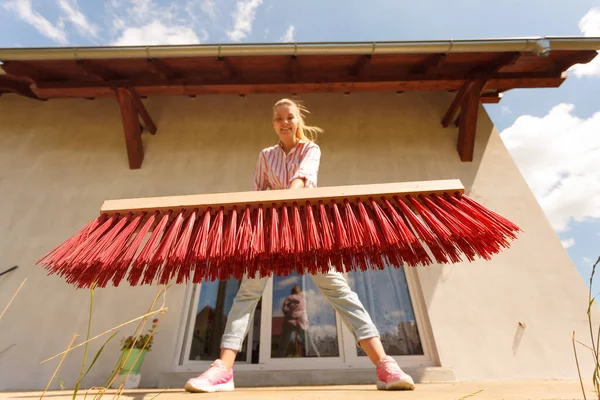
[
  {"x1": 99, "y1": 179, "x2": 467, "y2": 221},
  {"x1": 36, "y1": 179, "x2": 521, "y2": 289}
]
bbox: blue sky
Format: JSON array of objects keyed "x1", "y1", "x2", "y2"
[{"x1": 1, "y1": 0, "x2": 599, "y2": 293}]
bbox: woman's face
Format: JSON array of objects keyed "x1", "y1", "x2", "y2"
[{"x1": 273, "y1": 103, "x2": 299, "y2": 143}]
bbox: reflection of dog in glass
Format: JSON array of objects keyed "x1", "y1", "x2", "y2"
[{"x1": 277, "y1": 284, "x2": 310, "y2": 357}]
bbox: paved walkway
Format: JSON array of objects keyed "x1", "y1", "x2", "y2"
[{"x1": 1, "y1": 381, "x2": 595, "y2": 400}]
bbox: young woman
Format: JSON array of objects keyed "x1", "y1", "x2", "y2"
[{"x1": 184, "y1": 98, "x2": 415, "y2": 393}]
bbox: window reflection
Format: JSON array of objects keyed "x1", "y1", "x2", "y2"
[
  {"x1": 347, "y1": 266, "x2": 424, "y2": 356},
  {"x1": 188, "y1": 279, "x2": 261, "y2": 363},
  {"x1": 271, "y1": 272, "x2": 339, "y2": 358}
]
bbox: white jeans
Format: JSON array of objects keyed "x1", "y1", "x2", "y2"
[{"x1": 220, "y1": 270, "x2": 381, "y2": 351}]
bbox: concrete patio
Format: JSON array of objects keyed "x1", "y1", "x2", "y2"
[{"x1": 1, "y1": 380, "x2": 596, "y2": 400}]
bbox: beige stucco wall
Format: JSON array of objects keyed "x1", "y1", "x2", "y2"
[{"x1": 0, "y1": 91, "x2": 596, "y2": 391}]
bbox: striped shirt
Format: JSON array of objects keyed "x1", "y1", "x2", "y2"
[{"x1": 254, "y1": 140, "x2": 321, "y2": 191}]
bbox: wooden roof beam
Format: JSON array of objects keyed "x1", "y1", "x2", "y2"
[
  {"x1": 547, "y1": 51, "x2": 599, "y2": 72},
  {"x1": 76, "y1": 60, "x2": 121, "y2": 81},
  {"x1": 481, "y1": 92, "x2": 503, "y2": 103},
  {"x1": 468, "y1": 52, "x2": 521, "y2": 76},
  {"x1": 290, "y1": 55, "x2": 299, "y2": 82},
  {"x1": 218, "y1": 57, "x2": 239, "y2": 82},
  {"x1": 1, "y1": 61, "x2": 46, "y2": 83},
  {"x1": 351, "y1": 55, "x2": 372, "y2": 78},
  {"x1": 147, "y1": 58, "x2": 177, "y2": 80},
  {"x1": 410, "y1": 53, "x2": 446, "y2": 75}
]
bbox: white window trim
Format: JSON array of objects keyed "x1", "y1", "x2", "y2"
[{"x1": 173, "y1": 265, "x2": 438, "y2": 373}]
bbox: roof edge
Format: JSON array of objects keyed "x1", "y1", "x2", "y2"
[{"x1": 0, "y1": 37, "x2": 599, "y2": 61}]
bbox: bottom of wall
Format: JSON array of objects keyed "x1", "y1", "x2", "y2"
[{"x1": 158, "y1": 367, "x2": 456, "y2": 388}]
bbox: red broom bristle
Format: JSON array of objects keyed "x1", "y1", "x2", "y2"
[
  {"x1": 145, "y1": 209, "x2": 186, "y2": 285},
  {"x1": 97, "y1": 213, "x2": 142, "y2": 265},
  {"x1": 169, "y1": 209, "x2": 198, "y2": 284},
  {"x1": 251, "y1": 205, "x2": 266, "y2": 278},
  {"x1": 330, "y1": 200, "x2": 351, "y2": 271},
  {"x1": 94, "y1": 212, "x2": 145, "y2": 288},
  {"x1": 191, "y1": 208, "x2": 212, "y2": 284},
  {"x1": 63, "y1": 214, "x2": 120, "y2": 287},
  {"x1": 305, "y1": 202, "x2": 324, "y2": 274},
  {"x1": 61, "y1": 214, "x2": 117, "y2": 269},
  {"x1": 436, "y1": 194, "x2": 509, "y2": 255},
  {"x1": 356, "y1": 200, "x2": 385, "y2": 270},
  {"x1": 36, "y1": 214, "x2": 107, "y2": 267},
  {"x1": 369, "y1": 198, "x2": 404, "y2": 267},
  {"x1": 291, "y1": 202, "x2": 306, "y2": 274},
  {"x1": 393, "y1": 195, "x2": 448, "y2": 265},
  {"x1": 111, "y1": 211, "x2": 158, "y2": 287},
  {"x1": 234, "y1": 205, "x2": 253, "y2": 280},
  {"x1": 127, "y1": 210, "x2": 172, "y2": 286},
  {"x1": 406, "y1": 195, "x2": 463, "y2": 264},
  {"x1": 318, "y1": 201, "x2": 335, "y2": 272},
  {"x1": 219, "y1": 207, "x2": 238, "y2": 281},
  {"x1": 206, "y1": 207, "x2": 225, "y2": 282},
  {"x1": 343, "y1": 199, "x2": 367, "y2": 271},
  {"x1": 427, "y1": 194, "x2": 498, "y2": 260},
  {"x1": 380, "y1": 198, "x2": 427, "y2": 266},
  {"x1": 267, "y1": 204, "x2": 280, "y2": 276},
  {"x1": 77, "y1": 213, "x2": 136, "y2": 288},
  {"x1": 456, "y1": 194, "x2": 521, "y2": 239},
  {"x1": 418, "y1": 195, "x2": 479, "y2": 262},
  {"x1": 279, "y1": 204, "x2": 293, "y2": 276},
  {"x1": 75, "y1": 213, "x2": 132, "y2": 283}
]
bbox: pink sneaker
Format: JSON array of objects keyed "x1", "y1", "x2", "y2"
[
  {"x1": 184, "y1": 359, "x2": 235, "y2": 393},
  {"x1": 376, "y1": 356, "x2": 415, "y2": 390}
]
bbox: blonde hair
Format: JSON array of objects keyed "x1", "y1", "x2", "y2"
[{"x1": 273, "y1": 98, "x2": 323, "y2": 142}]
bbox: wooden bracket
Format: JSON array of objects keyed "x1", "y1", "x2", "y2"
[
  {"x1": 127, "y1": 87, "x2": 157, "y2": 135},
  {"x1": 456, "y1": 80, "x2": 484, "y2": 162},
  {"x1": 441, "y1": 79, "x2": 484, "y2": 161},
  {"x1": 116, "y1": 87, "x2": 157, "y2": 169}
]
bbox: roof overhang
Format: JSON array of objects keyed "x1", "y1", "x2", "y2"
[{"x1": 0, "y1": 37, "x2": 598, "y2": 168}]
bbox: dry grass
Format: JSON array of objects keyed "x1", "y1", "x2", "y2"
[
  {"x1": 39, "y1": 284, "x2": 170, "y2": 400},
  {"x1": 573, "y1": 256, "x2": 600, "y2": 400}
]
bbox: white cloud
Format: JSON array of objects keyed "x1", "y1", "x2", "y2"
[
  {"x1": 56, "y1": 0, "x2": 99, "y2": 39},
  {"x1": 201, "y1": 0, "x2": 217, "y2": 21},
  {"x1": 501, "y1": 105, "x2": 512, "y2": 115},
  {"x1": 500, "y1": 104, "x2": 600, "y2": 233},
  {"x1": 4, "y1": 0, "x2": 68, "y2": 44},
  {"x1": 569, "y1": 8, "x2": 600, "y2": 78},
  {"x1": 307, "y1": 324, "x2": 337, "y2": 340},
  {"x1": 583, "y1": 257, "x2": 592, "y2": 263},
  {"x1": 280, "y1": 25, "x2": 295, "y2": 42},
  {"x1": 106, "y1": 1, "x2": 204, "y2": 46},
  {"x1": 561, "y1": 238, "x2": 576, "y2": 248},
  {"x1": 113, "y1": 20, "x2": 200, "y2": 46},
  {"x1": 226, "y1": 0, "x2": 263, "y2": 42},
  {"x1": 276, "y1": 276, "x2": 300, "y2": 290}
]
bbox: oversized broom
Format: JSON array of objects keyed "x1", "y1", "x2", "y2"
[{"x1": 36, "y1": 179, "x2": 521, "y2": 289}]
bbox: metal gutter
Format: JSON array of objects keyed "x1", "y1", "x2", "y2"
[{"x1": 0, "y1": 37, "x2": 598, "y2": 61}]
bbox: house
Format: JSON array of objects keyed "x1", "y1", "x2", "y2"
[{"x1": 0, "y1": 37, "x2": 599, "y2": 391}]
